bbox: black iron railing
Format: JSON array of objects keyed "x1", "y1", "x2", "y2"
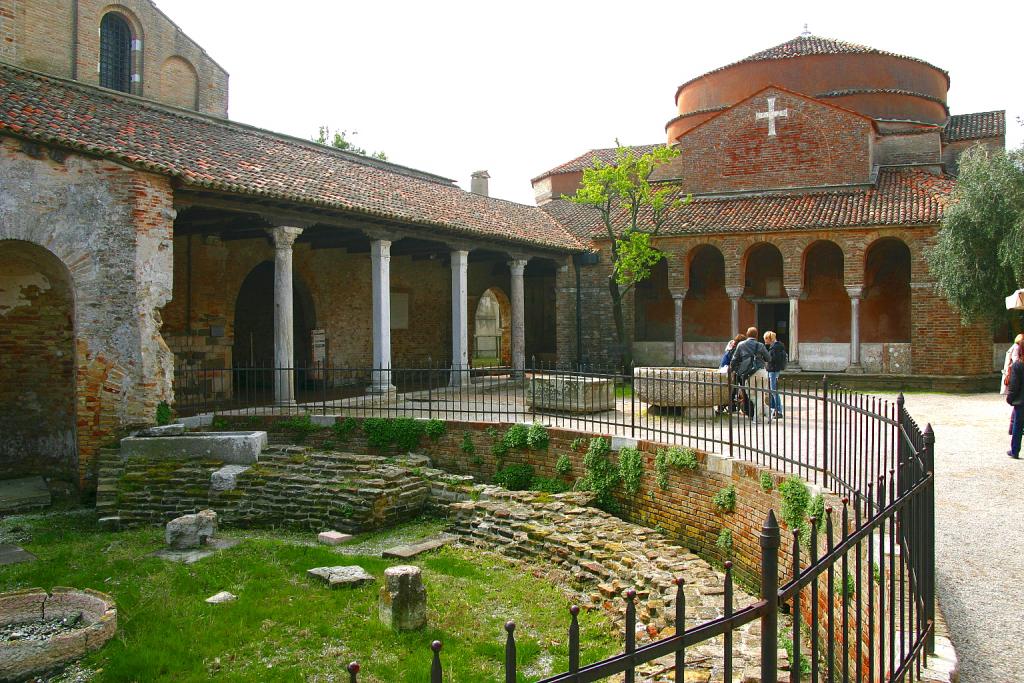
[{"x1": 172, "y1": 361, "x2": 935, "y2": 682}]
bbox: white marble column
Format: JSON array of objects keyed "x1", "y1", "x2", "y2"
[
  {"x1": 787, "y1": 289, "x2": 802, "y2": 370},
  {"x1": 268, "y1": 226, "x2": 303, "y2": 405},
  {"x1": 450, "y1": 249, "x2": 470, "y2": 387},
  {"x1": 726, "y1": 287, "x2": 743, "y2": 338},
  {"x1": 672, "y1": 290, "x2": 686, "y2": 366},
  {"x1": 370, "y1": 238, "x2": 396, "y2": 393},
  {"x1": 509, "y1": 258, "x2": 528, "y2": 376},
  {"x1": 847, "y1": 285, "x2": 864, "y2": 373}
]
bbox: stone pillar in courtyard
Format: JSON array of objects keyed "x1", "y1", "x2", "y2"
[
  {"x1": 787, "y1": 288, "x2": 802, "y2": 370},
  {"x1": 726, "y1": 286, "x2": 742, "y2": 338},
  {"x1": 846, "y1": 285, "x2": 864, "y2": 373},
  {"x1": 268, "y1": 226, "x2": 303, "y2": 405},
  {"x1": 509, "y1": 257, "x2": 528, "y2": 376},
  {"x1": 450, "y1": 249, "x2": 470, "y2": 387},
  {"x1": 671, "y1": 290, "x2": 685, "y2": 366},
  {"x1": 379, "y1": 565, "x2": 427, "y2": 631},
  {"x1": 370, "y1": 238, "x2": 396, "y2": 393}
]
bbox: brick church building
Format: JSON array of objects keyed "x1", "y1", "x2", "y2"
[{"x1": 0, "y1": 3, "x2": 1005, "y2": 492}]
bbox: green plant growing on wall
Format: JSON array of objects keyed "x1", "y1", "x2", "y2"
[
  {"x1": 779, "y1": 626, "x2": 811, "y2": 675},
  {"x1": 779, "y1": 475, "x2": 811, "y2": 530},
  {"x1": 391, "y1": 418, "x2": 425, "y2": 451},
  {"x1": 713, "y1": 484, "x2": 736, "y2": 513},
  {"x1": 332, "y1": 417, "x2": 358, "y2": 441},
  {"x1": 654, "y1": 447, "x2": 698, "y2": 490},
  {"x1": 555, "y1": 454, "x2": 572, "y2": 476},
  {"x1": 531, "y1": 476, "x2": 570, "y2": 494},
  {"x1": 526, "y1": 423, "x2": 549, "y2": 450},
  {"x1": 212, "y1": 416, "x2": 230, "y2": 430},
  {"x1": 485, "y1": 426, "x2": 500, "y2": 439},
  {"x1": 759, "y1": 472, "x2": 774, "y2": 492},
  {"x1": 461, "y1": 432, "x2": 475, "y2": 455},
  {"x1": 363, "y1": 418, "x2": 391, "y2": 449},
  {"x1": 578, "y1": 437, "x2": 619, "y2": 512},
  {"x1": 834, "y1": 571, "x2": 856, "y2": 604},
  {"x1": 425, "y1": 419, "x2": 446, "y2": 440},
  {"x1": 155, "y1": 401, "x2": 172, "y2": 426},
  {"x1": 570, "y1": 437, "x2": 586, "y2": 451},
  {"x1": 618, "y1": 447, "x2": 644, "y2": 496},
  {"x1": 492, "y1": 464, "x2": 535, "y2": 491},
  {"x1": 503, "y1": 424, "x2": 529, "y2": 450},
  {"x1": 716, "y1": 528, "x2": 733, "y2": 556}
]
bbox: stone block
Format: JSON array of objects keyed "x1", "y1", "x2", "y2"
[
  {"x1": 165, "y1": 509, "x2": 217, "y2": 550},
  {"x1": 210, "y1": 464, "x2": 250, "y2": 492},
  {"x1": 307, "y1": 565, "x2": 375, "y2": 588},
  {"x1": 205, "y1": 591, "x2": 237, "y2": 604},
  {"x1": 317, "y1": 530, "x2": 353, "y2": 546},
  {"x1": 633, "y1": 367, "x2": 729, "y2": 409},
  {"x1": 525, "y1": 375, "x2": 615, "y2": 414},
  {"x1": 379, "y1": 565, "x2": 427, "y2": 631},
  {"x1": 120, "y1": 431, "x2": 267, "y2": 465},
  {"x1": 381, "y1": 535, "x2": 453, "y2": 559},
  {"x1": 134, "y1": 424, "x2": 185, "y2": 437}
]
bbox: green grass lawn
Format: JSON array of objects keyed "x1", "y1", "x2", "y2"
[{"x1": 0, "y1": 511, "x2": 618, "y2": 682}]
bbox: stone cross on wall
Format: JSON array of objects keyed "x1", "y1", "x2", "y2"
[{"x1": 755, "y1": 97, "x2": 788, "y2": 137}]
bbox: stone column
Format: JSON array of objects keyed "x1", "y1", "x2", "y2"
[
  {"x1": 787, "y1": 288, "x2": 802, "y2": 371},
  {"x1": 847, "y1": 286, "x2": 864, "y2": 373},
  {"x1": 268, "y1": 226, "x2": 303, "y2": 405},
  {"x1": 726, "y1": 286, "x2": 743, "y2": 338},
  {"x1": 509, "y1": 258, "x2": 528, "y2": 376},
  {"x1": 671, "y1": 290, "x2": 686, "y2": 366},
  {"x1": 370, "y1": 238, "x2": 396, "y2": 393},
  {"x1": 450, "y1": 249, "x2": 470, "y2": 387}
]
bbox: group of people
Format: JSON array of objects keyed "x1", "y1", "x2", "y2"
[{"x1": 717, "y1": 326, "x2": 788, "y2": 421}]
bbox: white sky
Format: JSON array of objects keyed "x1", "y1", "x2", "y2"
[{"x1": 155, "y1": 0, "x2": 1024, "y2": 206}]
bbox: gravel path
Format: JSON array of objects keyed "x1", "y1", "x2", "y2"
[{"x1": 890, "y1": 391, "x2": 1024, "y2": 683}]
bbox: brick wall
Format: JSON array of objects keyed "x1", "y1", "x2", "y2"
[{"x1": 1, "y1": 0, "x2": 229, "y2": 116}]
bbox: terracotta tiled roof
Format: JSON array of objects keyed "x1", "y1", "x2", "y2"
[
  {"x1": 943, "y1": 111, "x2": 1006, "y2": 142},
  {"x1": 543, "y1": 169, "x2": 954, "y2": 239},
  {"x1": 532, "y1": 144, "x2": 663, "y2": 182},
  {"x1": 0, "y1": 63, "x2": 581, "y2": 252},
  {"x1": 677, "y1": 35, "x2": 948, "y2": 94}
]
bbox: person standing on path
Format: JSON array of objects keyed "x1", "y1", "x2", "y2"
[
  {"x1": 730, "y1": 326, "x2": 770, "y2": 421},
  {"x1": 764, "y1": 330, "x2": 787, "y2": 419},
  {"x1": 1006, "y1": 339, "x2": 1024, "y2": 459}
]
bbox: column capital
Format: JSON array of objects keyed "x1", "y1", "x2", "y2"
[
  {"x1": 267, "y1": 226, "x2": 303, "y2": 250},
  {"x1": 786, "y1": 288, "x2": 803, "y2": 300},
  {"x1": 508, "y1": 258, "x2": 529, "y2": 275},
  {"x1": 362, "y1": 226, "x2": 404, "y2": 242},
  {"x1": 725, "y1": 286, "x2": 743, "y2": 299},
  {"x1": 671, "y1": 290, "x2": 687, "y2": 302},
  {"x1": 370, "y1": 238, "x2": 392, "y2": 259},
  {"x1": 846, "y1": 285, "x2": 864, "y2": 299},
  {"x1": 450, "y1": 248, "x2": 470, "y2": 260}
]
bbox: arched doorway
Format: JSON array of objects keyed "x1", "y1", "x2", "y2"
[
  {"x1": 633, "y1": 257, "x2": 674, "y2": 342},
  {"x1": 232, "y1": 261, "x2": 316, "y2": 389},
  {"x1": 863, "y1": 238, "x2": 911, "y2": 342},
  {"x1": 0, "y1": 241, "x2": 77, "y2": 485},
  {"x1": 684, "y1": 245, "x2": 730, "y2": 341},
  {"x1": 743, "y1": 243, "x2": 788, "y2": 345},
  {"x1": 473, "y1": 287, "x2": 511, "y2": 367},
  {"x1": 802, "y1": 241, "x2": 850, "y2": 342}
]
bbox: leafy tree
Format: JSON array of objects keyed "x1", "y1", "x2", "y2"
[
  {"x1": 313, "y1": 126, "x2": 388, "y2": 161},
  {"x1": 928, "y1": 144, "x2": 1024, "y2": 326},
  {"x1": 568, "y1": 143, "x2": 690, "y2": 369}
]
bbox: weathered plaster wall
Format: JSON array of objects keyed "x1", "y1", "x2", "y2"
[{"x1": 0, "y1": 137, "x2": 174, "y2": 490}]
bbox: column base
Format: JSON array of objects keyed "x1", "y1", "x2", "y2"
[
  {"x1": 846, "y1": 364, "x2": 866, "y2": 375},
  {"x1": 367, "y1": 384, "x2": 397, "y2": 395},
  {"x1": 786, "y1": 363, "x2": 802, "y2": 372}
]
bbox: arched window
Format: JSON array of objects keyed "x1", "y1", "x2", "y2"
[{"x1": 99, "y1": 13, "x2": 132, "y2": 93}]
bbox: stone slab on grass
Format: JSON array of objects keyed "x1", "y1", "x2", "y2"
[
  {"x1": 149, "y1": 538, "x2": 240, "y2": 564},
  {"x1": 381, "y1": 535, "x2": 453, "y2": 559},
  {"x1": 318, "y1": 530, "x2": 353, "y2": 546},
  {"x1": 205, "y1": 591, "x2": 237, "y2": 604},
  {"x1": 307, "y1": 565, "x2": 375, "y2": 588},
  {"x1": 0, "y1": 476, "x2": 51, "y2": 514},
  {"x1": 0, "y1": 544, "x2": 36, "y2": 566}
]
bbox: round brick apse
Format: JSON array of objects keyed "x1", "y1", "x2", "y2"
[
  {"x1": 0, "y1": 240, "x2": 78, "y2": 485},
  {"x1": 666, "y1": 36, "x2": 950, "y2": 142}
]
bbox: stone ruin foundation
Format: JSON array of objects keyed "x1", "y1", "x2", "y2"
[{"x1": 0, "y1": 587, "x2": 116, "y2": 681}]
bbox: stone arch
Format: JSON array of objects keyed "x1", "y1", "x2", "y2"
[
  {"x1": 740, "y1": 242, "x2": 785, "y2": 335},
  {"x1": 472, "y1": 287, "x2": 511, "y2": 367},
  {"x1": 863, "y1": 237, "x2": 911, "y2": 342},
  {"x1": 0, "y1": 240, "x2": 78, "y2": 486},
  {"x1": 232, "y1": 261, "x2": 317, "y2": 390},
  {"x1": 801, "y1": 240, "x2": 850, "y2": 343},
  {"x1": 634, "y1": 256, "x2": 674, "y2": 342},
  {"x1": 683, "y1": 244, "x2": 730, "y2": 341},
  {"x1": 159, "y1": 56, "x2": 199, "y2": 110}
]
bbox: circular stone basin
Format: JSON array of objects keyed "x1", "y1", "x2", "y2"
[
  {"x1": 0, "y1": 587, "x2": 116, "y2": 681},
  {"x1": 634, "y1": 366, "x2": 730, "y2": 409}
]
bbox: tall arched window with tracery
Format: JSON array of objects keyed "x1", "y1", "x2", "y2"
[{"x1": 99, "y1": 13, "x2": 132, "y2": 93}]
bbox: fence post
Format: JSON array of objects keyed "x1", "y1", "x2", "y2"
[
  {"x1": 821, "y1": 375, "x2": 830, "y2": 490},
  {"x1": 625, "y1": 589, "x2": 637, "y2": 683},
  {"x1": 347, "y1": 662, "x2": 359, "y2": 683},
  {"x1": 760, "y1": 510, "x2": 780, "y2": 683},
  {"x1": 430, "y1": 640, "x2": 443, "y2": 683},
  {"x1": 568, "y1": 606, "x2": 580, "y2": 674},
  {"x1": 924, "y1": 423, "x2": 936, "y2": 654}
]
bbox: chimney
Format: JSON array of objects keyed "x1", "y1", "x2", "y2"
[{"x1": 471, "y1": 170, "x2": 490, "y2": 197}]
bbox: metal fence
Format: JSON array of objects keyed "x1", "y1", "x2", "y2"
[{"x1": 173, "y1": 361, "x2": 935, "y2": 682}]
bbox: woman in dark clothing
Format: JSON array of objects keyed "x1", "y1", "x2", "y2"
[{"x1": 1007, "y1": 340, "x2": 1024, "y2": 459}]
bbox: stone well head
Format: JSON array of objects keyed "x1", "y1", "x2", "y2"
[{"x1": 0, "y1": 587, "x2": 117, "y2": 681}]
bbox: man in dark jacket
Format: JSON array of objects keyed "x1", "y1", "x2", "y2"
[
  {"x1": 1007, "y1": 349, "x2": 1024, "y2": 458},
  {"x1": 764, "y1": 331, "x2": 787, "y2": 419},
  {"x1": 730, "y1": 327, "x2": 770, "y2": 420}
]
